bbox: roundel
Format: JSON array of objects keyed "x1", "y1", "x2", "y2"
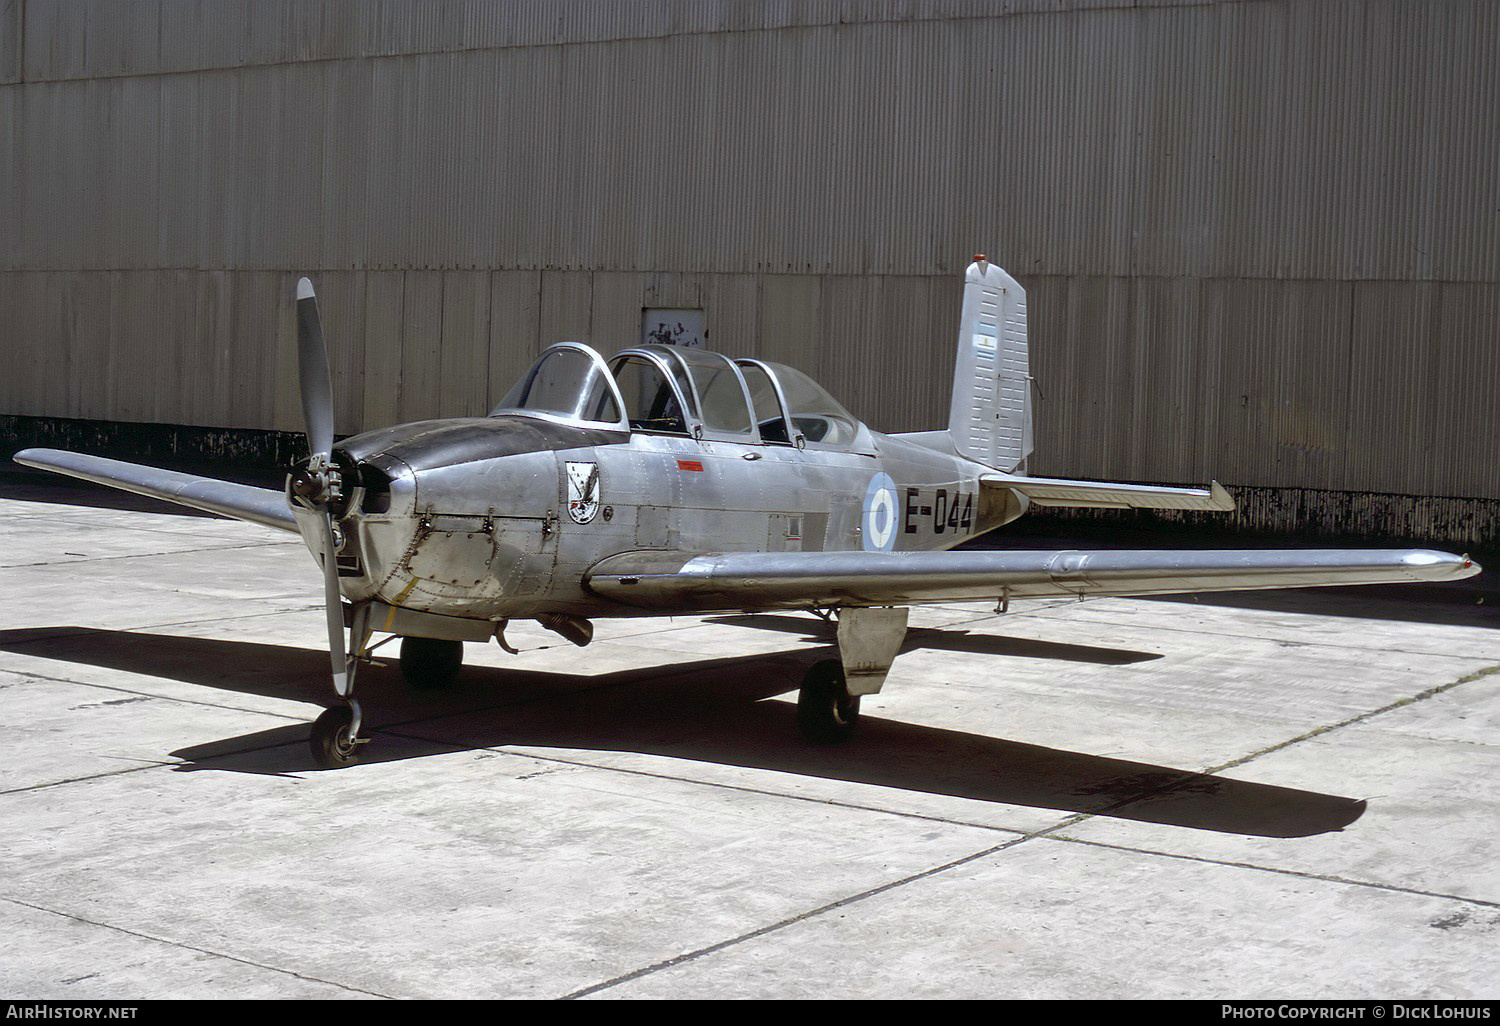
[{"x1": 862, "y1": 472, "x2": 899, "y2": 553}]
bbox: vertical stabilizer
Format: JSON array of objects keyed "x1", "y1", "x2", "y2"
[{"x1": 947, "y1": 258, "x2": 1032, "y2": 472}]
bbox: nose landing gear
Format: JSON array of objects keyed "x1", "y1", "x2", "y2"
[
  {"x1": 310, "y1": 702, "x2": 365, "y2": 769},
  {"x1": 308, "y1": 602, "x2": 373, "y2": 770}
]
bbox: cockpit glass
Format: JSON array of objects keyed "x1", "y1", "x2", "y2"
[
  {"x1": 691, "y1": 363, "x2": 753, "y2": 436},
  {"x1": 612, "y1": 356, "x2": 689, "y2": 435},
  {"x1": 643, "y1": 346, "x2": 756, "y2": 439},
  {"x1": 763, "y1": 362, "x2": 859, "y2": 446},
  {"x1": 738, "y1": 363, "x2": 793, "y2": 444},
  {"x1": 494, "y1": 346, "x2": 623, "y2": 425}
]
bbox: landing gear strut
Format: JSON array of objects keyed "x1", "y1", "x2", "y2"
[{"x1": 307, "y1": 601, "x2": 372, "y2": 770}]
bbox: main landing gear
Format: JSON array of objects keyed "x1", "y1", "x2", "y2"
[
  {"x1": 794, "y1": 605, "x2": 909, "y2": 744},
  {"x1": 797, "y1": 660, "x2": 861, "y2": 742},
  {"x1": 399, "y1": 636, "x2": 464, "y2": 690}
]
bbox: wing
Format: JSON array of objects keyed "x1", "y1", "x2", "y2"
[
  {"x1": 586, "y1": 547, "x2": 1479, "y2": 613},
  {"x1": 14, "y1": 448, "x2": 298, "y2": 533},
  {"x1": 982, "y1": 472, "x2": 1236, "y2": 511}
]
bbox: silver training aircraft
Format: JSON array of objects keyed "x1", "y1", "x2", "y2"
[{"x1": 14, "y1": 259, "x2": 1481, "y2": 767}]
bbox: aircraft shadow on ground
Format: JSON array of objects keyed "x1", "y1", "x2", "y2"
[
  {"x1": 0, "y1": 626, "x2": 1363, "y2": 838},
  {"x1": 707, "y1": 613, "x2": 1164, "y2": 664},
  {"x1": 1143, "y1": 587, "x2": 1499, "y2": 631}
]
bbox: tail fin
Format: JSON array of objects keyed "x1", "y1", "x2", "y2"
[{"x1": 947, "y1": 258, "x2": 1032, "y2": 472}]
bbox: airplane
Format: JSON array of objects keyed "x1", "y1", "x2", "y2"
[{"x1": 13, "y1": 258, "x2": 1481, "y2": 769}]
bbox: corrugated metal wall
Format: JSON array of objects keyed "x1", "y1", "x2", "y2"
[{"x1": 3, "y1": 0, "x2": 1497, "y2": 536}]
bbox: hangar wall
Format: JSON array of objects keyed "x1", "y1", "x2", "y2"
[{"x1": 2, "y1": 0, "x2": 1497, "y2": 544}]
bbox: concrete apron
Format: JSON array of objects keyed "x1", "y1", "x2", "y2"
[{"x1": 0, "y1": 487, "x2": 1497, "y2": 999}]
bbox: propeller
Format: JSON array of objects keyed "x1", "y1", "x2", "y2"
[
  {"x1": 292, "y1": 278, "x2": 361, "y2": 763},
  {"x1": 296, "y1": 277, "x2": 336, "y2": 466}
]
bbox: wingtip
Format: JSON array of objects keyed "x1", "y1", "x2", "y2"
[
  {"x1": 12, "y1": 447, "x2": 50, "y2": 469},
  {"x1": 297, "y1": 277, "x2": 316, "y2": 301},
  {"x1": 1209, "y1": 480, "x2": 1236, "y2": 512},
  {"x1": 1403, "y1": 549, "x2": 1483, "y2": 580}
]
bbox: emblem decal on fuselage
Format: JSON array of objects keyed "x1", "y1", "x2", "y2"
[
  {"x1": 862, "y1": 472, "x2": 899, "y2": 553},
  {"x1": 566, "y1": 461, "x2": 602, "y2": 525}
]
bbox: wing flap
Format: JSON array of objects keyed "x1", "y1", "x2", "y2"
[
  {"x1": 587, "y1": 547, "x2": 1479, "y2": 613},
  {"x1": 14, "y1": 448, "x2": 298, "y2": 533},
  {"x1": 983, "y1": 473, "x2": 1236, "y2": 512}
]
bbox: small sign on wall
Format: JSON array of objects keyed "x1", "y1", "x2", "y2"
[{"x1": 641, "y1": 309, "x2": 705, "y2": 349}]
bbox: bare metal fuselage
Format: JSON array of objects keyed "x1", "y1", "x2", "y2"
[{"x1": 290, "y1": 414, "x2": 1024, "y2": 629}]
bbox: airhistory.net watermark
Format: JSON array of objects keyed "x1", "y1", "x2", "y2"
[{"x1": 5, "y1": 1008, "x2": 137, "y2": 1020}]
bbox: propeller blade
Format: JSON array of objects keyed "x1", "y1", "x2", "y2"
[
  {"x1": 296, "y1": 277, "x2": 336, "y2": 465},
  {"x1": 317, "y1": 510, "x2": 350, "y2": 697}
]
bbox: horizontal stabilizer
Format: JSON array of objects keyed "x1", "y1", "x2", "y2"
[
  {"x1": 586, "y1": 547, "x2": 1478, "y2": 613},
  {"x1": 13, "y1": 448, "x2": 298, "y2": 533},
  {"x1": 983, "y1": 473, "x2": 1235, "y2": 512}
]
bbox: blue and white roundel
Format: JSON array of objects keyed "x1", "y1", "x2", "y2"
[{"x1": 862, "y1": 472, "x2": 899, "y2": 553}]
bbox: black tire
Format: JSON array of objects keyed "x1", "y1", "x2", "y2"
[
  {"x1": 310, "y1": 705, "x2": 361, "y2": 769},
  {"x1": 400, "y1": 636, "x2": 463, "y2": 690},
  {"x1": 796, "y1": 659, "x2": 861, "y2": 743}
]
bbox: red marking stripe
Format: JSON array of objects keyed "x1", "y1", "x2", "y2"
[{"x1": 677, "y1": 459, "x2": 704, "y2": 472}]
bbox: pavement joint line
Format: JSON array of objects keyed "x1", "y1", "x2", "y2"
[
  {"x1": 1198, "y1": 661, "x2": 1500, "y2": 779},
  {"x1": 5, "y1": 540, "x2": 302, "y2": 569},
  {"x1": 0, "y1": 763, "x2": 176, "y2": 797},
  {"x1": 559, "y1": 832, "x2": 1038, "y2": 1000},
  {"x1": 0, "y1": 606, "x2": 326, "y2": 646},
  {"x1": 1040, "y1": 833, "x2": 1500, "y2": 912},
  {"x1": 127, "y1": 604, "x2": 328, "y2": 631},
  {"x1": 9, "y1": 519, "x2": 278, "y2": 542},
  {"x1": 0, "y1": 894, "x2": 396, "y2": 999},
  {"x1": 557, "y1": 658, "x2": 1500, "y2": 998},
  {"x1": 0, "y1": 666, "x2": 314, "y2": 723}
]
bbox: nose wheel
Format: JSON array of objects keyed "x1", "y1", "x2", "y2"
[{"x1": 310, "y1": 701, "x2": 366, "y2": 769}]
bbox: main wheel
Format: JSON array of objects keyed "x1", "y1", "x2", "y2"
[
  {"x1": 797, "y1": 659, "x2": 861, "y2": 743},
  {"x1": 309, "y1": 706, "x2": 361, "y2": 769},
  {"x1": 400, "y1": 637, "x2": 463, "y2": 690}
]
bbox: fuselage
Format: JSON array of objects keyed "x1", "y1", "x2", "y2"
[{"x1": 291, "y1": 412, "x2": 1027, "y2": 624}]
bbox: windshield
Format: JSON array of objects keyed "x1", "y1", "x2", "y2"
[{"x1": 491, "y1": 344, "x2": 627, "y2": 428}]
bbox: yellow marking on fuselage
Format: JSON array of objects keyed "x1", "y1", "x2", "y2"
[{"x1": 382, "y1": 578, "x2": 422, "y2": 633}]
